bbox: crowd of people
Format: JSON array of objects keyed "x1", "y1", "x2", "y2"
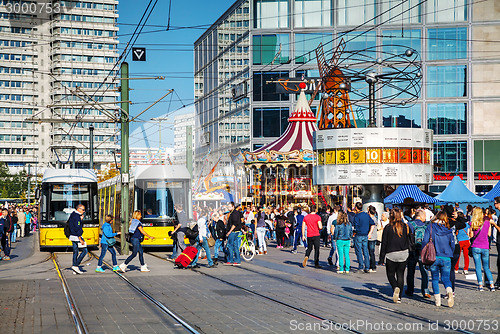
[
  {"x1": 165, "y1": 197, "x2": 500, "y2": 308},
  {"x1": 7, "y1": 197, "x2": 498, "y2": 310},
  {"x1": 0, "y1": 204, "x2": 38, "y2": 261}
]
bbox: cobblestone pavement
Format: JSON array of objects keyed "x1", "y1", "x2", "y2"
[{"x1": 1, "y1": 236, "x2": 498, "y2": 334}]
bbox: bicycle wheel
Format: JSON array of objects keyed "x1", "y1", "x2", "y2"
[{"x1": 240, "y1": 241, "x2": 256, "y2": 261}]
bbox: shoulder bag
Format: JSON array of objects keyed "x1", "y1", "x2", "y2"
[
  {"x1": 103, "y1": 226, "x2": 116, "y2": 247},
  {"x1": 468, "y1": 225, "x2": 482, "y2": 257},
  {"x1": 421, "y1": 222, "x2": 436, "y2": 265}
]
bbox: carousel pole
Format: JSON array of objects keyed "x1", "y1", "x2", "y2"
[
  {"x1": 274, "y1": 166, "x2": 280, "y2": 206},
  {"x1": 265, "y1": 167, "x2": 268, "y2": 207}
]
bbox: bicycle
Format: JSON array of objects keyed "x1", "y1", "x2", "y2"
[{"x1": 238, "y1": 231, "x2": 256, "y2": 261}]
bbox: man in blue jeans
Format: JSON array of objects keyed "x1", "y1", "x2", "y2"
[
  {"x1": 353, "y1": 202, "x2": 375, "y2": 273},
  {"x1": 225, "y1": 202, "x2": 243, "y2": 265},
  {"x1": 68, "y1": 204, "x2": 88, "y2": 274}
]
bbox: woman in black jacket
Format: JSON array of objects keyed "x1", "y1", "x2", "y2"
[{"x1": 380, "y1": 208, "x2": 410, "y2": 304}]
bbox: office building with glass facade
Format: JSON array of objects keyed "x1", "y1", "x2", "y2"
[
  {"x1": 0, "y1": 0, "x2": 119, "y2": 172},
  {"x1": 194, "y1": 0, "x2": 500, "y2": 193}
]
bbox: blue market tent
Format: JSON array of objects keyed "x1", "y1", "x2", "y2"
[
  {"x1": 384, "y1": 185, "x2": 439, "y2": 204},
  {"x1": 482, "y1": 180, "x2": 500, "y2": 201},
  {"x1": 435, "y1": 176, "x2": 490, "y2": 203}
]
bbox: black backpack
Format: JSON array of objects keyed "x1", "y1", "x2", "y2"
[
  {"x1": 185, "y1": 223, "x2": 199, "y2": 240},
  {"x1": 64, "y1": 218, "x2": 71, "y2": 238}
]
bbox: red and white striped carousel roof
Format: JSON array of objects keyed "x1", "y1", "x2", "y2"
[{"x1": 255, "y1": 89, "x2": 318, "y2": 153}]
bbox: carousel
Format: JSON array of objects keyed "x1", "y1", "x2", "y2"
[{"x1": 244, "y1": 84, "x2": 323, "y2": 207}]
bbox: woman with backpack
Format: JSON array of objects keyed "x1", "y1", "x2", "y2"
[
  {"x1": 96, "y1": 215, "x2": 121, "y2": 273},
  {"x1": 333, "y1": 211, "x2": 353, "y2": 274},
  {"x1": 119, "y1": 210, "x2": 154, "y2": 273},
  {"x1": 379, "y1": 208, "x2": 411, "y2": 304},
  {"x1": 468, "y1": 207, "x2": 495, "y2": 292},
  {"x1": 422, "y1": 211, "x2": 455, "y2": 307},
  {"x1": 275, "y1": 209, "x2": 286, "y2": 249}
]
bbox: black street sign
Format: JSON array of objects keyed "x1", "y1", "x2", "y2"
[{"x1": 132, "y1": 47, "x2": 146, "y2": 61}]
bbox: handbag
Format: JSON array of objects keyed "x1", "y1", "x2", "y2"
[
  {"x1": 103, "y1": 226, "x2": 117, "y2": 247},
  {"x1": 421, "y1": 222, "x2": 436, "y2": 265},
  {"x1": 468, "y1": 226, "x2": 481, "y2": 257},
  {"x1": 207, "y1": 235, "x2": 215, "y2": 247}
]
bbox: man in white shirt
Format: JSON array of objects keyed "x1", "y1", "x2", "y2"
[
  {"x1": 190, "y1": 208, "x2": 217, "y2": 269},
  {"x1": 327, "y1": 205, "x2": 339, "y2": 267},
  {"x1": 423, "y1": 204, "x2": 434, "y2": 222}
]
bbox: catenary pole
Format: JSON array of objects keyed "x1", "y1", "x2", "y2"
[{"x1": 120, "y1": 62, "x2": 130, "y2": 255}]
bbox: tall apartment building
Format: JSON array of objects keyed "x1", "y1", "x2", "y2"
[
  {"x1": 194, "y1": 0, "x2": 500, "y2": 193},
  {"x1": 0, "y1": 0, "x2": 119, "y2": 172},
  {"x1": 173, "y1": 108, "x2": 195, "y2": 165}
]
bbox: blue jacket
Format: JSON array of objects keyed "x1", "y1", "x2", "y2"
[
  {"x1": 100, "y1": 222, "x2": 118, "y2": 244},
  {"x1": 422, "y1": 222, "x2": 455, "y2": 258},
  {"x1": 68, "y1": 211, "x2": 83, "y2": 237},
  {"x1": 333, "y1": 223, "x2": 353, "y2": 241},
  {"x1": 353, "y1": 212, "x2": 374, "y2": 236}
]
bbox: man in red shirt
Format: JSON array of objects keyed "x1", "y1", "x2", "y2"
[{"x1": 302, "y1": 205, "x2": 323, "y2": 268}]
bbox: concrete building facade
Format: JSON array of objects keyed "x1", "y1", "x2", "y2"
[
  {"x1": 194, "y1": 0, "x2": 500, "y2": 194},
  {"x1": 173, "y1": 109, "x2": 195, "y2": 165},
  {"x1": 0, "y1": 0, "x2": 119, "y2": 172}
]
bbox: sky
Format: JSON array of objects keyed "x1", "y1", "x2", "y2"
[{"x1": 117, "y1": 0, "x2": 235, "y2": 149}]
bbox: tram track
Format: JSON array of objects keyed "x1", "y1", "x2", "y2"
[
  {"x1": 51, "y1": 253, "x2": 89, "y2": 334},
  {"x1": 88, "y1": 251, "x2": 201, "y2": 334},
  {"x1": 146, "y1": 252, "x2": 363, "y2": 334},
  {"x1": 146, "y1": 251, "x2": 478, "y2": 334}
]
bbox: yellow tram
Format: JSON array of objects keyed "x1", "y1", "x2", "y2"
[
  {"x1": 38, "y1": 169, "x2": 100, "y2": 250},
  {"x1": 98, "y1": 165, "x2": 192, "y2": 247}
]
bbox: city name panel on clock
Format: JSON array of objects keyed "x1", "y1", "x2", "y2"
[{"x1": 313, "y1": 128, "x2": 434, "y2": 185}]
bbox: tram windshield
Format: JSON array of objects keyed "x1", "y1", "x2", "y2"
[
  {"x1": 49, "y1": 184, "x2": 92, "y2": 221},
  {"x1": 142, "y1": 181, "x2": 187, "y2": 219}
]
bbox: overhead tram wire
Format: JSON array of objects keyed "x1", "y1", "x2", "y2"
[
  {"x1": 65, "y1": 0, "x2": 159, "y2": 140},
  {"x1": 21, "y1": 0, "x2": 479, "y2": 160},
  {"x1": 26, "y1": 1, "x2": 158, "y2": 143}
]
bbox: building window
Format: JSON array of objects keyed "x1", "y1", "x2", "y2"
[
  {"x1": 254, "y1": 0, "x2": 288, "y2": 29},
  {"x1": 382, "y1": 29, "x2": 421, "y2": 56},
  {"x1": 427, "y1": 103, "x2": 466, "y2": 135},
  {"x1": 426, "y1": 0, "x2": 467, "y2": 23},
  {"x1": 337, "y1": 0, "x2": 375, "y2": 26},
  {"x1": 474, "y1": 140, "x2": 500, "y2": 172},
  {"x1": 342, "y1": 31, "x2": 376, "y2": 62},
  {"x1": 295, "y1": 33, "x2": 331, "y2": 64},
  {"x1": 253, "y1": 71, "x2": 289, "y2": 101},
  {"x1": 383, "y1": 104, "x2": 422, "y2": 128},
  {"x1": 252, "y1": 34, "x2": 290, "y2": 65},
  {"x1": 380, "y1": 0, "x2": 422, "y2": 24},
  {"x1": 253, "y1": 107, "x2": 289, "y2": 137},
  {"x1": 427, "y1": 28, "x2": 467, "y2": 60},
  {"x1": 433, "y1": 141, "x2": 467, "y2": 173},
  {"x1": 427, "y1": 65, "x2": 467, "y2": 98},
  {"x1": 295, "y1": 0, "x2": 331, "y2": 27}
]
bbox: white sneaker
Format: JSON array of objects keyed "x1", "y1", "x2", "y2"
[
  {"x1": 140, "y1": 264, "x2": 150, "y2": 272},
  {"x1": 72, "y1": 266, "x2": 83, "y2": 274},
  {"x1": 118, "y1": 263, "x2": 127, "y2": 273}
]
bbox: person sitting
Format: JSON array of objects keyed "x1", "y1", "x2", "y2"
[{"x1": 144, "y1": 208, "x2": 157, "y2": 218}]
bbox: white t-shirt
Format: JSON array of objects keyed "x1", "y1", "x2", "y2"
[
  {"x1": 424, "y1": 209, "x2": 434, "y2": 222},
  {"x1": 327, "y1": 212, "x2": 338, "y2": 234}
]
